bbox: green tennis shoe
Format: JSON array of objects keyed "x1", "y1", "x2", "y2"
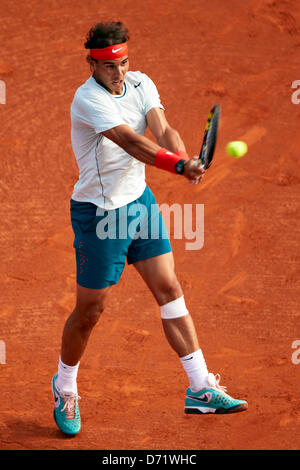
[
  {"x1": 185, "y1": 373, "x2": 248, "y2": 414},
  {"x1": 52, "y1": 373, "x2": 81, "y2": 435}
]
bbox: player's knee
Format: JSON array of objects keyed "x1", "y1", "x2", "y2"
[
  {"x1": 75, "y1": 301, "x2": 105, "y2": 330},
  {"x1": 158, "y1": 276, "x2": 182, "y2": 305},
  {"x1": 160, "y1": 293, "x2": 189, "y2": 320}
]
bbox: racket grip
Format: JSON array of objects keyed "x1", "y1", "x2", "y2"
[{"x1": 196, "y1": 160, "x2": 205, "y2": 169}]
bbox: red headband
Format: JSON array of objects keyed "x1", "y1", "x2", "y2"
[{"x1": 90, "y1": 42, "x2": 128, "y2": 61}]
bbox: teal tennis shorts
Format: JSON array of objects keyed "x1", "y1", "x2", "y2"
[{"x1": 70, "y1": 186, "x2": 172, "y2": 289}]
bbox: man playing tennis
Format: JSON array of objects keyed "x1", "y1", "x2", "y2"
[{"x1": 52, "y1": 21, "x2": 248, "y2": 435}]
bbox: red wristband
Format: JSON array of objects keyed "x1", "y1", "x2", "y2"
[
  {"x1": 175, "y1": 150, "x2": 189, "y2": 161},
  {"x1": 155, "y1": 148, "x2": 182, "y2": 174}
]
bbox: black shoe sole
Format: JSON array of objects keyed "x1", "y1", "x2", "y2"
[{"x1": 185, "y1": 403, "x2": 248, "y2": 414}]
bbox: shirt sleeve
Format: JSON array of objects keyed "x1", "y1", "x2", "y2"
[
  {"x1": 72, "y1": 90, "x2": 126, "y2": 134},
  {"x1": 142, "y1": 74, "x2": 165, "y2": 115}
]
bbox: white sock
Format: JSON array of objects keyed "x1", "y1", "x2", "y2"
[
  {"x1": 55, "y1": 356, "x2": 79, "y2": 394},
  {"x1": 180, "y1": 349, "x2": 209, "y2": 392}
]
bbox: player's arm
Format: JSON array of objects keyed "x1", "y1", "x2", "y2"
[
  {"x1": 101, "y1": 124, "x2": 161, "y2": 166},
  {"x1": 146, "y1": 107, "x2": 205, "y2": 180},
  {"x1": 101, "y1": 123, "x2": 204, "y2": 182},
  {"x1": 145, "y1": 107, "x2": 186, "y2": 154}
]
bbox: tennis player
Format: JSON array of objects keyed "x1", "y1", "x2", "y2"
[{"x1": 52, "y1": 21, "x2": 248, "y2": 435}]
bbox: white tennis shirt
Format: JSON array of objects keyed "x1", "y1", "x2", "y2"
[{"x1": 70, "y1": 71, "x2": 164, "y2": 209}]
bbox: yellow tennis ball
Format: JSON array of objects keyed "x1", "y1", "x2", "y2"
[{"x1": 226, "y1": 141, "x2": 248, "y2": 158}]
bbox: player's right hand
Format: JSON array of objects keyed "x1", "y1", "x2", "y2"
[{"x1": 183, "y1": 156, "x2": 206, "y2": 184}]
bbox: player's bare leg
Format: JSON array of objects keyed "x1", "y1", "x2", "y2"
[
  {"x1": 56, "y1": 284, "x2": 111, "y2": 394},
  {"x1": 52, "y1": 284, "x2": 111, "y2": 435},
  {"x1": 133, "y1": 252, "x2": 211, "y2": 393},
  {"x1": 60, "y1": 284, "x2": 111, "y2": 366},
  {"x1": 133, "y1": 252, "x2": 248, "y2": 414},
  {"x1": 133, "y1": 252, "x2": 200, "y2": 357}
]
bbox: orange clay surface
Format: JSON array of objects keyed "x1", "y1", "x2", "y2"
[{"x1": 0, "y1": 0, "x2": 300, "y2": 451}]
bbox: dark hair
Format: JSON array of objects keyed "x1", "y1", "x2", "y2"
[{"x1": 84, "y1": 21, "x2": 129, "y2": 49}]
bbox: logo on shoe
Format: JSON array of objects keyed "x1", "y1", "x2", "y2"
[
  {"x1": 54, "y1": 390, "x2": 60, "y2": 408},
  {"x1": 187, "y1": 392, "x2": 212, "y2": 403}
]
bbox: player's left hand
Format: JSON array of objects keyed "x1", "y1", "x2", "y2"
[{"x1": 183, "y1": 156, "x2": 206, "y2": 184}]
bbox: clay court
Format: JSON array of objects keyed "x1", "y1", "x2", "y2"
[{"x1": 0, "y1": 0, "x2": 299, "y2": 451}]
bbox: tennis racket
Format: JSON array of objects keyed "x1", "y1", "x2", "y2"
[{"x1": 199, "y1": 104, "x2": 221, "y2": 170}]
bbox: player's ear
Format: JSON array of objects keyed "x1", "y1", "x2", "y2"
[{"x1": 86, "y1": 54, "x2": 96, "y2": 72}]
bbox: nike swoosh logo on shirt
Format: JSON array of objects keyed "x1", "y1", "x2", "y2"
[{"x1": 134, "y1": 82, "x2": 141, "y2": 88}]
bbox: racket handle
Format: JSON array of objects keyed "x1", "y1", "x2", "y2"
[{"x1": 196, "y1": 160, "x2": 205, "y2": 169}]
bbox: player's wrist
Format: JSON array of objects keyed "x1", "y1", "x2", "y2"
[
  {"x1": 174, "y1": 150, "x2": 189, "y2": 175},
  {"x1": 155, "y1": 148, "x2": 189, "y2": 175},
  {"x1": 174, "y1": 150, "x2": 189, "y2": 161}
]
